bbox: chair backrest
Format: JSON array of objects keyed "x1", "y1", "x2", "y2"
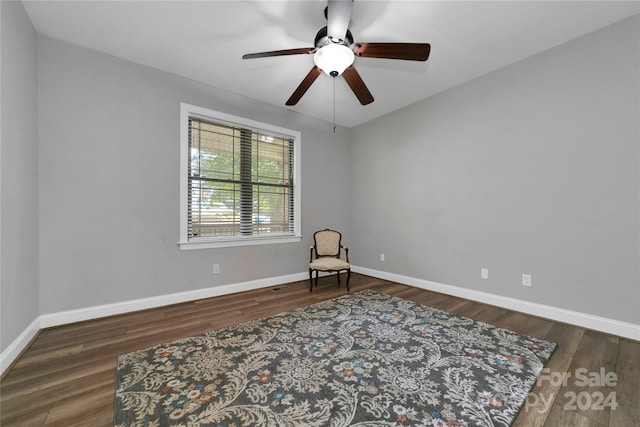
[{"x1": 313, "y1": 229, "x2": 342, "y2": 257}]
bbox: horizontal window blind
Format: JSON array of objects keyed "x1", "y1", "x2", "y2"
[{"x1": 187, "y1": 117, "x2": 295, "y2": 240}]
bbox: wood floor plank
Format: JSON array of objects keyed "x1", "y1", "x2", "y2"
[
  {"x1": 512, "y1": 322, "x2": 584, "y2": 426},
  {"x1": 1, "y1": 274, "x2": 637, "y2": 427},
  {"x1": 0, "y1": 405, "x2": 50, "y2": 426},
  {"x1": 1, "y1": 368, "x2": 114, "y2": 420},
  {"x1": 545, "y1": 331, "x2": 619, "y2": 426},
  {"x1": 470, "y1": 305, "x2": 511, "y2": 325},
  {"x1": 613, "y1": 338, "x2": 640, "y2": 405},
  {"x1": 10, "y1": 344, "x2": 84, "y2": 370},
  {"x1": 608, "y1": 338, "x2": 640, "y2": 426},
  {"x1": 1, "y1": 358, "x2": 114, "y2": 402},
  {"x1": 609, "y1": 400, "x2": 640, "y2": 427},
  {"x1": 44, "y1": 383, "x2": 114, "y2": 425}
]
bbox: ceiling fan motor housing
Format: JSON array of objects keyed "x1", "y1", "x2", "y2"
[{"x1": 314, "y1": 26, "x2": 354, "y2": 48}]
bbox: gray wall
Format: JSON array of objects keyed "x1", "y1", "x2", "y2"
[
  {"x1": 0, "y1": 0, "x2": 40, "y2": 352},
  {"x1": 37, "y1": 36, "x2": 350, "y2": 314},
  {"x1": 350, "y1": 16, "x2": 639, "y2": 324}
]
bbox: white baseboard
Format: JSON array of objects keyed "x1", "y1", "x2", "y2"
[
  {"x1": 0, "y1": 317, "x2": 40, "y2": 375},
  {"x1": 3, "y1": 267, "x2": 638, "y2": 376},
  {"x1": 39, "y1": 272, "x2": 309, "y2": 328},
  {"x1": 1, "y1": 272, "x2": 307, "y2": 376},
  {"x1": 353, "y1": 266, "x2": 640, "y2": 341}
]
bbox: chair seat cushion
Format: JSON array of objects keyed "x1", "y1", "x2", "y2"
[{"x1": 310, "y1": 257, "x2": 350, "y2": 271}]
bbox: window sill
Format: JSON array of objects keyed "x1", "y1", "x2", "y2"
[{"x1": 178, "y1": 234, "x2": 302, "y2": 250}]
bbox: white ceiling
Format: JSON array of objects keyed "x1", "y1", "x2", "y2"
[{"x1": 22, "y1": 1, "x2": 639, "y2": 128}]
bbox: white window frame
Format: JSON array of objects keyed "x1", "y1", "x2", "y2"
[{"x1": 178, "y1": 103, "x2": 302, "y2": 250}]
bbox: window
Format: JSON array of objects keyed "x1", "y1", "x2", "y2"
[{"x1": 179, "y1": 103, "x2": 301, "y2": 249}]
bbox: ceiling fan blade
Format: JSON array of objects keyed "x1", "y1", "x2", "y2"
[
  {"x1": 353, "y1": 43, "x2": 431, "y2": 61},
  {"x1": 286, "y1": 66, "x2": 323, "y2": 106},
  {"x1": 342, "y1": 65, "x2": 374, "y2": 105},
  {"x1": 243, "y1": 47, "x2": 316, "y2": 60},
  {"x1": 327, "y1": 0, "x2": 353, "y2": 42}
]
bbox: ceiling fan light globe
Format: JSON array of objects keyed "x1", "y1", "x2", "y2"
[{"x1": 314, "y1": 43, "x2": 355, "y2": 77}]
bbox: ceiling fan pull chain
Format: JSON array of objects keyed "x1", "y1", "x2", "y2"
[{"x1": 333, "y1": 76, "x2": 337, "y2": 134}]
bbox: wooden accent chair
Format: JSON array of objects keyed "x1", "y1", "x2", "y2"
[{"x1": 309, "y1": 229, "x2": 351, "y2": 292}]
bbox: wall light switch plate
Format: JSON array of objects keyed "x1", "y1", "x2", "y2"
[
  {"x1": 481, "y1": 268, "x2": 489, "y2": 279},
  {"x1": 522, "y1": 274, "x2": 532, "y2": 287}
]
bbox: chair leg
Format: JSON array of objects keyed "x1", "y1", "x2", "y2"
[
  {"x1": 309, "y1": 269, "x2": 313, "y2": 292},
  {"x1": 346, "y1": 269, "x2": 351, "y2": 292},
  {"x1": 336, "y1": 271, "x2": 341, "y2": 285},
  {"x1": 315, "y1": 271, "x2": 319, "y2": 288}
]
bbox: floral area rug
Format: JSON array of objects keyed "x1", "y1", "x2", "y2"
[{"x1": 114, "y1": 290, "x2": 556, "y2": 426}]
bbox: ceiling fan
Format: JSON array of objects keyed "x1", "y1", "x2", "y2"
[{"x1": 242, "y1": 0, "x2": 430, "y2": 106}]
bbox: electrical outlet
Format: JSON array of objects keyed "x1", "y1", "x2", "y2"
[
  {"x1": 481, "y1": 268, "x2": 489, "y2": 279},
  {"x1": 213, "y1": 264, "x2": 220, "y2": 274},
  {"x1": 522, "y1": 274, "x2": 532, "y2": 287},
  {"x1": 380, "y1": 254, "x2": 385, "y2": 262}
]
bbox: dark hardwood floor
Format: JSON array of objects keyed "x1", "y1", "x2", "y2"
[{"x1": 1, "y1": 273, "x2": 638, "y2": 426}]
